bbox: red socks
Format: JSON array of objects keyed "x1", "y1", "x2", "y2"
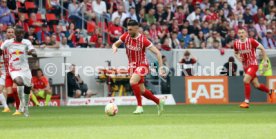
[
  {"x1": 244, "y1": 83, "x2": 251, "y2": 101},
  {"x1": 131, "y1": 84, "x2": 142, "y2": 106},
  {"x1": 143, "y1": 89, "x2": 160, "y2": 104},
  {"x1": 258, "y1": 84, "x2": 269, "y2": 93},
  {"x1": 12, "y1": 88, "x2": 20, "y2": 110},
  {"x1": 244, "y1": 83, "x2": 270, "y2": 103},
  {"x1": 131, "y1": 84, "x2": 160, "y2": 106}
]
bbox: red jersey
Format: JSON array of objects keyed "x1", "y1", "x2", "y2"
[
  {"x1": 234, "y1": 38, "x2": 259, "y2": 69},
  {"x1": 2, "y1": 48, "x2": 10, "y2": 76},
  {"x1": 119, "y1": 32, "x2": 153, "y2": 67},
  {"x1": 32, "y1": 76, "x2": 49, "y2": 89}
]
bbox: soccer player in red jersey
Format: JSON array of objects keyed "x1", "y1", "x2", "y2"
[
  {"x1": 112, "y1": 20, "x2": 165, "y2": 115},
  {"x1": 234, "y1": 28, "x2": 275, "y2": 108},
  {"x1": 0, "y1": 27, "x2": 21, "y2": 115}
]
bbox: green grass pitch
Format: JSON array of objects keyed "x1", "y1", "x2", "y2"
[{"x1": 0, "y1": 105, "x2": 276, "y2": 139}]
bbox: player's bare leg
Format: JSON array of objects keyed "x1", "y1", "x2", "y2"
[
  {"x1": 10, "y1": 83, "x2": 22, "y2": 115},
  {"x1": 140, "y1": 83, "x2": 164, "y2": 116},
  {"x1": 14, "y1": 78, "x2": 25, "y2": 113},
  {"x1": 252, "y1": 77, "x2": 275, "y2": 103},
  {"x1": 240, "y1": 74, "x2": 252, "y2": 108},
  {"x1": 0, "y1": 85, "x2": 10, "y2": 112},
  {"x1": 130, "y1": 74, "x2": 143, "y2": 114},
  {"x1": 14, "y1": 77, "x2": 31, "y2": 117}
]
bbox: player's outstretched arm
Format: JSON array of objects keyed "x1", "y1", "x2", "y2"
[
  {"x1": 257, "y1": 44, "x2": 269, "y2": 67},
  {"x1": 257, "y1": 44, "x2": 268, "y2": 61},
  {"x1": 28, "y1": 49, "x2": 37, "y2": 58},
  {"x1": 0, "y1": 39, "x2": 10, "y2": 56},
  {"x1": 148, "y1": 46, "x2": 163, "y2": 67},
  {"x1": 112, "y1": 40, "x2": 123, "y2": 53},
  {"x1": 234, "y1": 51, "x2": 243, "y2": 63},
  {"x1": 148, "y1": 46, "x2": 165, "y2": 76}
]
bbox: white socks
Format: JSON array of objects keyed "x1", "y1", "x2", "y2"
[
  {"x1": 0, "y1": 93, "x2": 8, "y2": 108},
  {"x1": 17, "y1": 86, "x2": 25, "y2": 111}
]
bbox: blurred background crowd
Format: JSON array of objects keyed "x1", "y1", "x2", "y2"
[{"x1": 0, "y1": 0, "x2": 275, "y2": 49}]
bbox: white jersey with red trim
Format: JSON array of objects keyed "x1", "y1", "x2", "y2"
[
  {"x1": 119, "y1": 32, "x2": 153, "y2": 68},
  {"x1": 234, "y1": 38, "x2": 259, "y2": 69},
  {"x1": 0, "y1": 38, "x2": 34, "y2": 73}
]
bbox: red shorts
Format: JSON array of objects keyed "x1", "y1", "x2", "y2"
[
  {"x1": 129, "y1": 65, "x2": 149, "y2": 84},
  {"x1": 5, "y1": 75, "x2": 13, "y2": 87},
  {"x1": 7, "y1": 93, "x2": 14, "y2": 98},
  {"x1": 244, "y1": 65, "x2": 258, "y2": 79}
]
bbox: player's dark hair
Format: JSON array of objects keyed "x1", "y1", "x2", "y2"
[
  {"x1": 127, "y1": 19, "x2": 139, "y2": 27},
  {"x1": 14, "y1": 26, "x2": 24, "y2": 42},
  {"x1": 14, "y1": 25, "x2": 24, "y2": 32}
]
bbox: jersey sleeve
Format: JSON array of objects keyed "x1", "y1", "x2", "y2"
[
  {"x1": 25, "y1": 39, "x2": 35, "y2": 52},
  {"x1": 0, "y1": 40, "x2": 10, "y2": 50},
  {"x1": 250, "y1": 38, "x2": 260, "y2": 49},
  {"x1": 119, "y1": 32, "x2": 128, "y2": 43},
  {"x1": 143, "y1": 37, "x2": 153, "y2": 49}
]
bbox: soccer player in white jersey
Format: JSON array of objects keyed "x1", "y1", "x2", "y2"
[
  {"x1": 0, "y1": 26, "x2": 37, "y2": 117},
  {"x1": 234, "y1": 28, "x2": 275, "y2": 108}
]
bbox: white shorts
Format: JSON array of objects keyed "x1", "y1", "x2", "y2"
[
  {"x1": 0, "y1": 74, "x2": 5, "y2": 86},
  {"x1": 10, "y1": 70, "x2": 32, "y2": 86}
]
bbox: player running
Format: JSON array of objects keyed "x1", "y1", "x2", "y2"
[
  {"x1": 0, "y1": 26, "x2": 37, "y2": 117},
  {"x1": 0, "y1": 27, "x2": 21, "y2": 115},
  {"x1": 234, "y1": 28, "x2": 275, "y2": 108},
  {"x1": 112, "y1": 20, "x2": 165, "y2": 115}
]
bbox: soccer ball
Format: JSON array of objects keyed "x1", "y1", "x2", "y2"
[
  {"x1": 189, "y1": 98, "x2": 198, "y2": 104},
  {"x1": 105, "y1": 103, "x2": 118, "y2": 116}
]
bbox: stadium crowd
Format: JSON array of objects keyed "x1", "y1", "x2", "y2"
[{"x1": 0, "y1": 0, "x2": 275, "y2": 49}]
